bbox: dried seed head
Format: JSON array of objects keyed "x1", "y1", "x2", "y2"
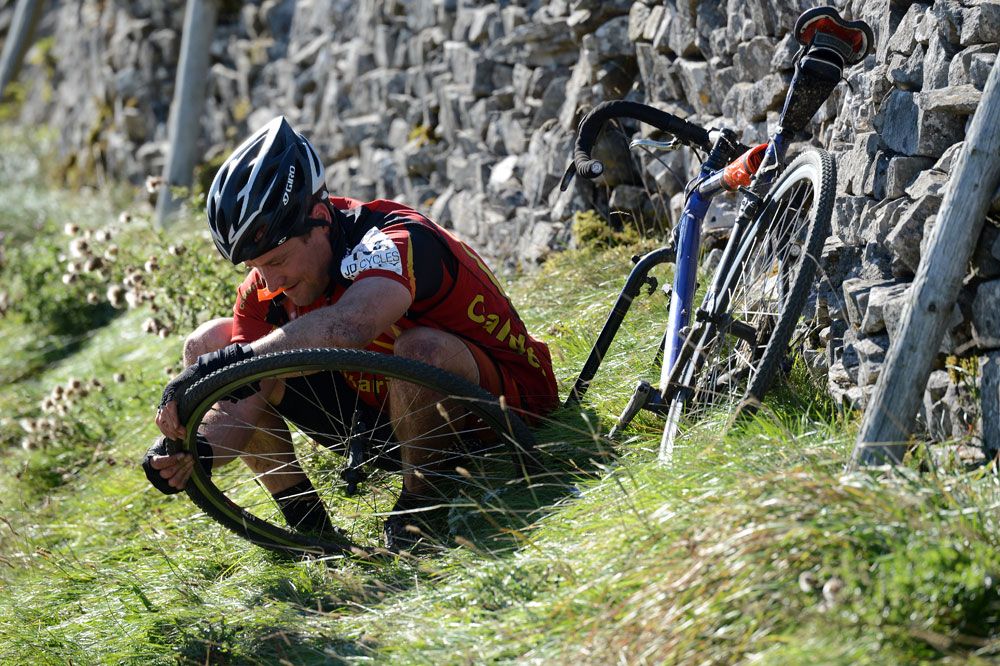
[
  {"x1": 18, "y1": 418, "x2": 36, "y2": 433},
  {"x1": 798, "y1": 571, "x2": 819, "y2": 593},
  {"x1": 167, "y1": 243, "x2": 186, "y2": 256},
  {"x1": 63, "y1": 223, "x2": 80, "y2": 236},
  {"x1": 90, "y1": 378, "x2": 104, "y2": 390},
  {"x1": 69, "y1": 378, "x2": 83, "y2": 390},
  {"x1": 142, "y1": 318, "x2": 157, "y2": 334},
  {"x1": 52, "y1": 384, "x2": 64, "y2": 397},
  {"x1": 86, "y1": 292, "x2": 99, "y2": 305},
  {"x1": 118, "y1": 211, "x2": 132, "y2": 225},
  {"x1": 84, "y1": 257, "x2": 104, "y2": 273},
  {"x1": 104, "y1": 245, "x2": 119, "y2": 260},
  {"x1": 94, "y1": 228, "x2": 112, "y2": 243},
  {"x1": 822, "y1": 577, "x2": 844, "y2": 605},
  {"x1": 113, "y1": 373, "x2": 126, "y2": 384},
  {"x1": 61, "y1": 273, "x2": 77, "y2": 285},
  {"x1": 125, "y1": 290, "x2": 142, "y2": 309},
  {"x1": 144, "y1": 176, "x2": 164, "y2": 194},
  {"x1": 69, "y1": 238, "x2": 90, "y2": 258},
  {"x1": 144, "y1": 258, "x2": 158, "y2": 273},
  {"x1": 157, "y1": 328, "x2": 171, "y2": 339},
  {"x1": 106, "y1": 285, "x2": 126, "y2": 308}
]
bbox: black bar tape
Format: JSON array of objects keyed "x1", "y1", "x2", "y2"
[{"x1": 564, "y1": 101, "x2": 712, "y2": 190}]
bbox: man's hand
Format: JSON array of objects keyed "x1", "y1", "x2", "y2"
[
  {"x1": 142, "y1": 435, "x2": 214, "y2": 494},
  {"x1": 155, "y1": 343, "x2": 254, "y2": 439}
]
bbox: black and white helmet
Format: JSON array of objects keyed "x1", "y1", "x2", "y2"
[{"x1": 206, "y1": 116, "x2": 326, "y2": 264}]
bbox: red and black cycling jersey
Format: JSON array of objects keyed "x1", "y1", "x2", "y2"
[{"x1": 231, "y1": 196, "x2": 558, "y2": 419}]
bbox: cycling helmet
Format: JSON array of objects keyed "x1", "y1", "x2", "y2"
[{"x1": 207, "y1": 116, "x2": 326, "y2": 264}]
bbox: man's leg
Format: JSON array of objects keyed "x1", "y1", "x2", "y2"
[
  {"x1": 150, "y1": 318, "x2": 309, "y2": 496},
  {"x1": 390, "y1": 327, "x2": 482, "y2": 497}
]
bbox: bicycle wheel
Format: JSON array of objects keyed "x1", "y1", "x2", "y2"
[
  {"x1": 660, "y1": 149, "x2": 835, "y2": 459},
  {"x1": 174, "y1": 348, "x2": 536, "y2": 558}
]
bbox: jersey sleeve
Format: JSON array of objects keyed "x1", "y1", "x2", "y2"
[
  {"x1": 339, "y1": 225, "x2": 418, "y2": 298},
  {"x1": 231, "y1": 269, "x2": 277, "y2": 343}
]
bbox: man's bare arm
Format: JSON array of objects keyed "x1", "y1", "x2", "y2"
[{"x1": 249, "y1": 277, "x2": 413, "y2": 355}]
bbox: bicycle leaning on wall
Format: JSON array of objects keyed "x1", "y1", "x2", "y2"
[{"x1": 562, "y1": 7, "x2": 875, "y2": 460}]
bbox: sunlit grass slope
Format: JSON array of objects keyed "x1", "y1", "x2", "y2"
[{"x1": 1, "y1": 130, "x2": 999, "y2": 664}]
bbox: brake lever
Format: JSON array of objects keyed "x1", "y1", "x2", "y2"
[{"x1": 629, "y1": 137, "x2": 684, "y2": 152}]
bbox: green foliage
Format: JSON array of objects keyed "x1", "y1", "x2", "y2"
[
  {"x1": 0, "y1": 211, "x2": 238, "y2": 341},
  {"x1": 571, "y1": 209, "x2": 641, "y2": 249},
  {"x1": 0, "y1": 125, "x2": 998, "y2": 663}
]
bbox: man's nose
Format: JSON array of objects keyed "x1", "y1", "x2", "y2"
[{"x1": 261, "y1": 270, "x2": 284, "y2": 290}]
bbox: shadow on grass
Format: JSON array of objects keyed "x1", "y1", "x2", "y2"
[{"x1": 444, "y1": 403, "x2": 617, "y2": 556}]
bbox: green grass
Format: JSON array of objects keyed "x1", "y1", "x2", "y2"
[{"x1": 2, "y1": 132, "x2": 1000, "y2": 664}]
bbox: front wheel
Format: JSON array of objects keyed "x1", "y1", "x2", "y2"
[
  {"x1": 660, "y1": 149, "x2": 836, "y2": 460},
  {"x1": 174, "y1": 349, "x2": 536, "y2": 558}
]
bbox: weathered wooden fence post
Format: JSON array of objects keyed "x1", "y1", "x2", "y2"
[
  {"x1": 154, "y1": 0, "x2": 218, "y2": 227},
  {"x1": 0, "y1": 0, "x2": 45, "y2": 99},
  {"x1": 848, "y1": 58, "x2": 1000, "y2": 469}
]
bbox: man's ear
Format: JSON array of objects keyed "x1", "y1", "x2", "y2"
[{"x1": 309, "y1": 201, "x2": 331, "y2": 220}]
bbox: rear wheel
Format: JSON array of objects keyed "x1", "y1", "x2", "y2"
[
  {"x1": 659, "y1": 149, "x2": 835, "y2": 460},
  {"x1": 174, "y1": 348, "x2": 536, "y2": 558}
]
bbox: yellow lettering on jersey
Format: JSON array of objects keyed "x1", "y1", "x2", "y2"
[
  {"x1": 467, "y1": 293, "x2": 546, "y2": 376},
  {"x1": 467, "y1": 294, "x2": 486, "y2": 323},
  {"x1": 496, "y1": 319, "x2": 511, "y2": 343},
  {"x1": 507, "y1": 332, "x2": 525, "y2": 354}
]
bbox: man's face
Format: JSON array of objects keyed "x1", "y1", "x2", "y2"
[{"x1": 246, "y1": 223, "x2": 332, "y2": 306}]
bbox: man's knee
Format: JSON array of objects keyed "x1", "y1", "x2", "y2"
[
  {"x1": 393, "y1": 327, "x2": 478, "y2": 383},
  {"x1": 183, "y1": 317, "x2": 234, "y2": 365}
]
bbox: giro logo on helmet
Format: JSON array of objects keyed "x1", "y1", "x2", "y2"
[{"x1": 281, "y1": 165, "x2": 297, "y2": 206}]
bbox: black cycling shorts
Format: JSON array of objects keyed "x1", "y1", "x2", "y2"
[{"x1": 274, "y1": 371, "x2": 401, "y2": 471}]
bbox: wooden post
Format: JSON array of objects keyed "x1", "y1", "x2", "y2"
[
  {"x1": 0, "y1": 0, "x2": 45, "y2": 99},
  {"x1": 849, "y1": 58, "x2": 1000, "y2": 469},
  {"x1": 155, "y1": 0, "x2": 218, "y2": 227}
]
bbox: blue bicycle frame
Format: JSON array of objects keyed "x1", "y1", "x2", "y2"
[{"x1": 565, "y1": 127, "x2": 791, "y2": 412}]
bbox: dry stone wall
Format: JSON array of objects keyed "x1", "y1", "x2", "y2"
[{"x1": 5, "y1": 0, "x2": 1000, "y2": 440}]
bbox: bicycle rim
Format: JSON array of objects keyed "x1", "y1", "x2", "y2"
[
  {"x1": 174, "y1": 349, "x2": 535, "y2": 558},
  {"x1": 661, "y1": 150, "x2": 835, "y2": 455}
]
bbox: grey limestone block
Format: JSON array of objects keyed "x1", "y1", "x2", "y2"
[
  {"x1": 842, "y1": 277, "x2": 896, "y2": 330},
  {"x1": 887, "y1": 45, "x2": 925, "y2": 91},
  {"x1": 676, "y1": 58, "x2": 717, "y2": 116},
  {"x1": 720, "y1": 73, "x2": 789, "y2": 124},
  {"x1": 733, "y1": 35, "x2": 775, "y2": 82},
  {"x1": 905, "y1": 169, "x2": 950, "y2": 200},
  {"x1": 972, "y1": 279, "x2": 1000, "y2": 350},
  {"x1": 886, "y1": 3, "x2": 928, "y2": 57},
  {"x1": 885, "y1": 194, "x2": 944, "y2": 277},
  {"x1": 627, "y1": 2, "x2": 652, "y2": 43},
  {"x1": 885, "y1": 156, "x2": 935, "y2": 200},
  {"x1": 860, "y1": 282, "x2": 910, "y2": 335},
  {"x1": 920, "y1": 84, "x2": 983, "y2": 114},
  {"x1": 831, "y1": 195, "x2": 874, "y2": 246},
  {"x1": 961, "y1": 2, "x2": 1000, "y2": 46},
  {"x1": 879, "y1": 89, "x2": 966, "y2": 158},
  {"x1": 636, "y1": 43, "x2": 681, "y2": 103},
  {"x1": 949, "y1": 44, "x2": 999, "y2": 88},
  {"x1": 923, "y1": 370, "x2": 955, "y2": 440},
  {"x1": 854, "y1": 334, "x2": 891, "y2": 388},
  {"x1": 586, "y1": 15, "x2": 632, "y2": 62}
]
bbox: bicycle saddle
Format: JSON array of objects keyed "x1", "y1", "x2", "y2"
[{"x1": 794, "y1": 6, "x2": 875, "y2": 66}]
